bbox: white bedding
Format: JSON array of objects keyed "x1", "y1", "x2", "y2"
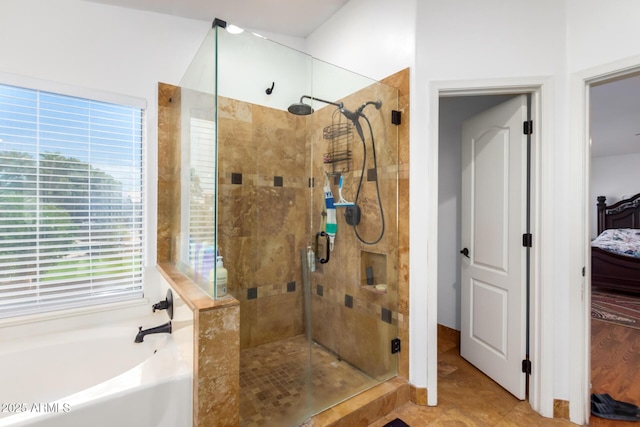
[{"x1": 592, "y1": 228, "x2": 640, "y2": 258}]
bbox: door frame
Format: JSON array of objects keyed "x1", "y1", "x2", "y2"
[
  {"x1": 571, "y1": 55, "x2": 640, "y2": 425},
  {"x1": 429, "y1": 77, "x2": 554, "y2": 417}
]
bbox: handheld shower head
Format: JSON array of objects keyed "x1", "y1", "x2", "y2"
[
  {"x1": 339, "y1": 100, "x2": 382, "y2": 141},
  {"x1": 339, "y1": 107, "x2": 365, "y2": 140},
  {"x1": 339, "y1": 107, "x2": 360, "y2": 122},
  {"x1": 340, "y1": 100, "x2": 385, "y2": 245},
  {"x1": 357, "y1": 100, "x2": 382, "y2": 114}
]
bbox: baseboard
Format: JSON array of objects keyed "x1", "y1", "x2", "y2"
[
  {"x1": 437, "y1": 324, "x2": 461, "y2": 346},
  {"x1": 553, "y1": 399, "x2": 570, "y2": 420},
  {"x1": 410, "y1": 385, "x2": 427, "y2": 406}
]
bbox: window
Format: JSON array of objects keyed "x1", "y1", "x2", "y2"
[
  {"x1": 181, "y1": 117, "x2": 216, "y2": 285},
  {"x1": 0, "y1": 83, "x2": 144, "y2": 318}
]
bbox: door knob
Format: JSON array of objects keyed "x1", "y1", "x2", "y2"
[{"x1": 460, "y1": 247, "x2": 470, "y2": 258}]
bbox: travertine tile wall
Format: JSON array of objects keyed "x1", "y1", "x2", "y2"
[
  {"x1": 157, "y1": 83, "x2": 181, "y2": 263},
  {"x1": 216, "y1": 96, "x2": 309, "y2": 349}
]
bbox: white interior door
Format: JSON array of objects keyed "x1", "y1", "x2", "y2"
[{"x1": 460, "y1": 95, "x2": 528, "y2": 399}]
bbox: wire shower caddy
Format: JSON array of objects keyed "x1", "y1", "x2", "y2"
[{"x1": 322, "y1": 109, "x2": 353, "y2": 176}]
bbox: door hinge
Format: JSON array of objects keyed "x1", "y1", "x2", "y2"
[
  {"x1": 522, "y1": 233, "x2": 533, "y2": 247},
  {"x1": 582, "y1": 266, "x2": 585, "y2": 277},
  {"x1": 523, "y1": 120, "x2": 533, "y2": 135},
  {"x1": 391, "y1": 338, "x2": 401, "y2": 354},
  {"x1": 522, "y1": 359, "x2": 532, "y2": 375}
]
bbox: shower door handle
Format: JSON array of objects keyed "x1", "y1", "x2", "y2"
[{"x1": 315, "y1": 231, "x2": 330, "y2": 264}]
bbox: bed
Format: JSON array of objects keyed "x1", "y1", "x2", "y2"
[{"x1": 592, "y1": 193, "x2": 640, "y2": 294}]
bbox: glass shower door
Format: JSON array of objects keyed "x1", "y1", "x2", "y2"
[{"x1": 178, "y1": 24, "x2": 399, "y2": 426}]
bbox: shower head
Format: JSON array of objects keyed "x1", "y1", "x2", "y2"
[
  {"x1": 288, "y1": 102, "x2": 314, "y2": 115},
  {"x1": 287, "y1": 95, "x2": 343, "y2": 116}
]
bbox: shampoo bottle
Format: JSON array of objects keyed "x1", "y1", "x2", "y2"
[
  {"x1": 307, "y1": 245, "x2": 316, "y2": 272},
  {"x1": 215, "y1": 255, "x2": 228, "y2": 298}
]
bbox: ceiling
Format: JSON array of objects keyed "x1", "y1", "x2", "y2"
[{"x1": 84, "y1": 0, "x2": 350, "y2": 38}]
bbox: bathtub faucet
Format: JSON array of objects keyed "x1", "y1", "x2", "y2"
[
  {"x1": 134, "y1": 321, "x2": 172, "y2": 343},
  {"x1": 152, "y1": 289, "x2": 174, "y2": 319}
]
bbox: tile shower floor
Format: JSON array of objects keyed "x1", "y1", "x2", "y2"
[{"x1": 240, "y1": 334, "x2": 378, "y2": 427}]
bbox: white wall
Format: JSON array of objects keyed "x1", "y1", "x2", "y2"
[
  {"x1": 412, "y1": 0, "x2": 569, "y2": 409},
  {"x1": 305, "y1": 0, "x2": 417, "y2": 81},
  {"x1": 591, "y1": 152, "x2": 640, "y2": 237},
  {"x1": 567, "y1": 0, "x2": 640, "y2": 238},
  {"x1": 566, "y1": 0, "x2": 640, "y2": 73},
  {"x1": 0, "y1": 0, "x2": 209, "y2": 101},
  {"x1": 0, "y1": 0, "x2": 211, "y2": 303}
]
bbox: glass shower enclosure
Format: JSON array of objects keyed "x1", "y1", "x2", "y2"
[{"x1": 175, "y1": 24, "x2": 400, "y2": 426}]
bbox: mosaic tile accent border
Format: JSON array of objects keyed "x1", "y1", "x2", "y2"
[
  {"x1": 314, "y1": 283, "x2": 399, "y2": 326},
  {"x1": 234, "y1": 279, "x2": 398, "y2": 326},
  {"x1": 220, "y1": 172, "x2": 309, "y2": 189},
  {"x1": 237, "y1": 281, "x2": 300, "y2": 300}
]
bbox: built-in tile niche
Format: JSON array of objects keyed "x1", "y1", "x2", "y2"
[{"x1": 361, "y1": 251, "x2": 387, "y2": 291}]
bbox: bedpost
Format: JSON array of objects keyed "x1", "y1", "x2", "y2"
[{"x1": 597, "y1": 196, "x2": 607, "y2": 235}]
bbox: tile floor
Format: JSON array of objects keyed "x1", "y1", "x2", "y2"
[
  {"x1": 242, "y1": 331, "x2": 585, "y2": 427},
  {"x1": 240, "y1": 334, "x2": 379, "y2": 427},
  {"x1": 368, "y1": 333, "x2": 576, "y2": 427}
]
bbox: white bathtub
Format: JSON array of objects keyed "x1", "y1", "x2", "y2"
[{"x1": 0, "y1": 313, "x2": 192, "y2": 427}]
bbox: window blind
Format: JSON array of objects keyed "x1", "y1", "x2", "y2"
[
  {"x1": 0, "y1": 83, "x2": 144, "y2": 318},
  {"x1": 187, "y1": 117, "x2": 216, "y2": 280}
]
